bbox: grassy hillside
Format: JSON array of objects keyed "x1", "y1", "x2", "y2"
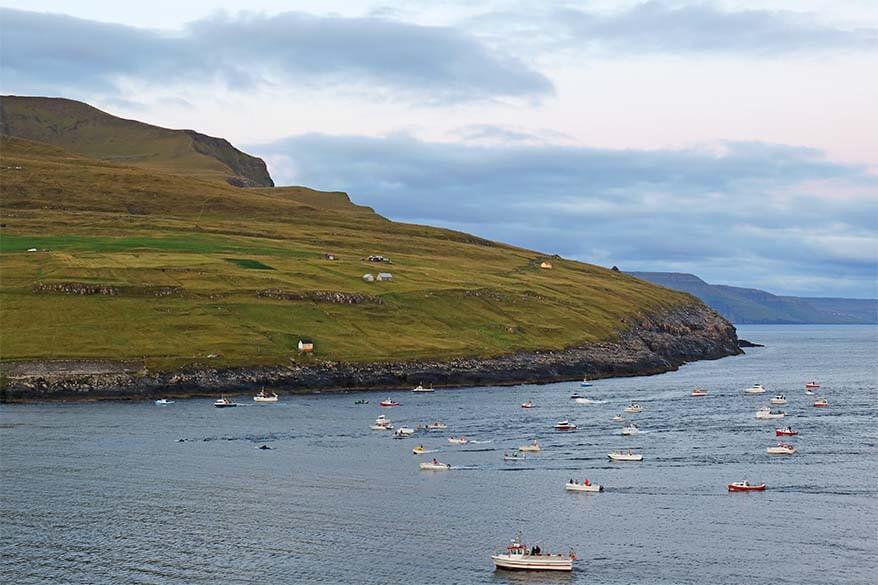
[
  {"x1": 0, "y1": 134, "x2": 693, "y2": 371},
  {"x1": 0, "y1": 95, "x2": 273, "y2": 187}
]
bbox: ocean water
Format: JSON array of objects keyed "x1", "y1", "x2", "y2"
[{"x1": 1, "y1": 324, "x2": 876, "y2": 584}]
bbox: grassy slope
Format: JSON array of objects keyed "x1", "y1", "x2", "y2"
[
  {"x1": 0, "y1": 95, "x2": 272, "y2": 186},
  {"x1": 0, "y1": 136, "x2": 691, "y2": 370}
]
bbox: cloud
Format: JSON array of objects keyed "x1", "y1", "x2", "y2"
[
  {"x1": 470, "y1": 1, "x2": 878, "y2": 56},
  {"x1": 0, "y1": 8, "x2": 553, "y2": 103},
  {"x1": 253, "y1": 133, "x2": 878, "y2": 297}
]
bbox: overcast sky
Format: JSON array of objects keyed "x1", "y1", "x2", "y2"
[{"x1": 2, "y1": 0, "x2": 876, "y2": 297}]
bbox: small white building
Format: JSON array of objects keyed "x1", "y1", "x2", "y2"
[
  {"x1": 540, "y1": 261, "x2": 553, "y2": 269},
  {"x1": 298, "y1": 339, "x2": 314, "y2": 353},
  {"x1": 362, "y1": 273, "x2": 375, "y2": 282},
  {"x1": 377, "y1": 272, "x2": 393, "y2": 281}
]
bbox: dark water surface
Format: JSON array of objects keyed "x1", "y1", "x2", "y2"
[{"x1": 2, "y1": 325, "x2": 876, "y2": 584}]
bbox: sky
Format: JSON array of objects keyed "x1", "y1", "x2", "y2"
[{"x1": 1, "y1": 0, "x2": 876, "y2": 297}]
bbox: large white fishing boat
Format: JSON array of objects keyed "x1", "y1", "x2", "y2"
[
  {"x1": 412, "y1": 383, "x2": 434, "y2": 393},
  {"x1": 491, "y1": 532, "x2": 575, "y2": 572},
  {"x1": 253, "y1": 388, "x2": 279, "y2": 402},
  {"x1": 608, "y1": 450, "x2": 643, "y2": 462},
  {"x1": 744, "y1": 384, "x2": 766, "y2": 395}
]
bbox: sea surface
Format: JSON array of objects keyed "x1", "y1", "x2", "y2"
[{"x1": 2, "y1": 325, "x2": 876, "y2": 584}]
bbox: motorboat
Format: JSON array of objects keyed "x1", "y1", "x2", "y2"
[
  {"x1": 379, "y1": 398, "x2": 401, "y2": 407},
  {"x1": 770, "y1": 395, "x2": 787, "y2": 405},
  {"x1": 213, "y1": 396, "x2": 237, "y2": 408},
  {"x1": 690, "y1": 388, "x2": 707, "y2": 397},
  {"x1": 767, "y1": 443, "x2": 796, "y2": 455},
  {"x1": 607, "y1": 449, "x2": 643, "y2": 461},
  {"x1": 569, "y1": 393, "x2": 583, "y2": 399},
  {"x1": 728, "y1": 481, "x2": 766, "y2": 492},
  {"x1": 521, "y1": 400, "x2": 535, "y2": 409},
  {"x1": 805, "y1": 381, "x2": 820, "y2": 389},
  {"x1": 554, "y1": 420, "x2": 576, "y2": 431},
  {"x1": 518, "y1": 441, "x2": 541, "y2": 452},
  {"x1": 574, "y1": 397, "x2": 599, "y2": 404},
  {"x1": 412, "y1": 444, "x2": 427, "y2": 454},
  {"x1": 371, "y1": 423, "x2": 393, "y2": 431},
  {"x1": 448, "y1": 436, "x2": 468, "y2": 445},
  {"x1": 393, "y1": 427, "x2": 415, "y2": 439},
  {"x1": 491, "y1": 532, "x2": 575, "y2": 572},
  {"x1": 775, "y1": 426, "x2": 798, "y2": 436},
  {"x1": 813, "y1": 399, "x2": 829, "y2": 407},
  {"x1": 354, "y1": 399, "x2": 369, "y2": 405},
  {"x1": 744, "y1": 384, "x2": 766, "y2": 395},
  {"x1": 412, "y1": 383, "x2": 434, "y2": 393},
  {"x1": 608, "y1": 450, "x2": 643, "y2": 462},
  {"x1": 580, "y1": 377, "x2": 594, "y2": 388},
  {"x1": 503, "y1": 450, "x2": 525, "y2": 461},
  {"x1": 253, "y1": 388, "x2": 279, "y2": 402},
  {"x1": 621, "y1": 422, "x2": 639, "y2": 435},
  {"x1": 419, "y1": 459, "x2": 451, "y2": 471},
  {"x1": 805, "y1": 389, "x2": 816, "y2": 396},
  {"x1": 623, "y1": 403, "x2": 642, "y2": 414},
  {"x1": 612, "y1": 415, "x2": 625, "y2": 422},
  {"x1": 565, "y1": 480, "x2": 603, "y2": 492},
  {"x1": 755, "y1": 406, "x2": 785, "y2": 420},
  {"x1": 425, "y1": 421, "x2": 447, "y2": 430},
  {"x1": 154, "y1": 398, "x2": 175, "y2": 405}
]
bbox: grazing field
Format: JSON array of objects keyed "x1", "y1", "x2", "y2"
[{"x1": 0, "y1": 135, "x2": 691, "y2": 370}]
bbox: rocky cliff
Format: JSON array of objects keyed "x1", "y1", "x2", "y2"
[{"x1": 1, "y1": 302, "x2": 741, "y2": 401}]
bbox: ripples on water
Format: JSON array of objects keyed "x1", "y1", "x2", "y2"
[{"x1": 1, "y1": 325, "x2": 876, "y2": 584}]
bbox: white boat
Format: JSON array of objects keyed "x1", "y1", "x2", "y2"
[
  {"x1": 371, "y1": 423, "x2": 393, "y2": 430},
  {"x1": 394, "y1": 427, "x2": 415, "y2": 439},
  {"x1": 623, "y1": 403, "x2": 642, "y2": 414},
  {"x1": 253, "y1": 388, "x2": 279, "y2": 402},
  {"x1": 755, "y1": 406, "x2": 785, "y2": 420},
  {"x1": 621, "y1": 422, "x2": 639, "y2": 435},
  {"x1": 608, "y1": 450, "x2": 643, "y2": 462},
  {"x1": 379, "y1": 398, "x2": 400, "y2": 407},
  {"x1": 412, "y1": 383, "x2": 434, "y2": 393},
  {"x1": 770, "y1": 395, "x2": 787, "y2": 405},
  {"x1": 690, "y1": 388, "x2": 707, "y2": 397},
  {"x1": 213, "y1": 396, "x2": 237, "y2": 408},
  {"x1": 491, "y1": 532, "x2": 575, "y2": 572},
  {"x1": 448, "y1": 436, "x2": 468, "y2": 445},
  {"x1": 574, "y1": 397, "x2": 598, "y2": 404},
  {"x1": 805, "y1": 389, "x2": 816, "y2": 396},
  {"x1": 554, "y1": 419, "x2": 576, "y2": 431},
  {"x1": 518, "y1": 441, "x2": 541, "y2": 452},
  {"x1": 744, "y1": 384, "x2": 766, "y2": 395},
  {"x1": 419, "y1": 459, "x2": 451, "y2": 471},
  {"x1": 154, "y1": 398, "x2": 175, "y2": 405},
  {"x1": 565, "y1": 480, "x2": 603, "y2": 492},
  {"x1": 767, "y1": 443, "x2": 796, "y2": 455},
  {"x1": 580, "y1": 377, "x2": 594, "y2": 388},
  {"x1": 503, "y1": 450, "x2": 525, "y2": 461},
  {"x1": 425, "y1": 421, "x2": 447, "y2": 430},
  {"x1": 521, "y1": 400, "x2": 535, "y2": 408},
  {"x1": 612, "y1": 415, "x2": 625, "y2": 422}
]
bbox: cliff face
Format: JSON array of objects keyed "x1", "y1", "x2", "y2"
[{"x1": 1, "y1": 302, "x2": 741, "y2": 401}]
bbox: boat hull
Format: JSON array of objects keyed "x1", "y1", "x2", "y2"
[
  {"x1": 565, "y1": 484, "x2": 602, "y2": 492},
  {"x1": 492, "y1": 555, "x2": 573, "y2": 571},
  {"x1": 608, "y1": 454, "x2": 642, "y2": 462},
  {"x1": 518, "y1": 445, "x2": 541, "y2": 452},
  {"x1": 775, "y1": 430, "x2": 798, "y2": 436},
  {"x1": 728, "y1": 483, "x2": 766, "y2": 492},
  {"x1": 419, "y1": 463, "x2": 450, "y2": 471}
]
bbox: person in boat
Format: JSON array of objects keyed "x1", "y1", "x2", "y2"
[
  {"x1": 432, "y1": 458, "x2": 438, "y2": 464},
  {"x1": 584, "y1": 479, "x2": 590, "y2": 486}
]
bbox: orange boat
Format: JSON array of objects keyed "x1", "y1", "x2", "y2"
[
  {"x1": 728, "y1": 481, "x2": 766, "y2": 492},
  {"x1": 813, "y1": 399, "x2": 829, "y2": 407},
  {"x1": 805, "y1": 381, "x2": 820, "y2": 389}
]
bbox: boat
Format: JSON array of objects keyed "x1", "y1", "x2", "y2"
[
  {"x1": 565, "y1": 480, "x2": 603, "y2": 492},
  {"x1": 580, "y1": 377, "x2": 594, "y2": 388},
  {"x1": 805, "y1": 389, "x2": 816, "y2": 396},
  {"x1": 213, "y1": 396, "x2": 237, "y2": 408},
  {"x1": 354, "y1": 399, "x2": 369, "y2": 405},
  {"x1": 412, "y1": 444, "x2": 427, "y2": 454},
  {"x1": 518, "y1": 441, "x2": 541, "y2": 452},
  {"x1": 805, "y1": 381, "x2": 820, "y2": 389},
  {"x1": 503, "y1": 450, "x2": 525, "y2": 461},
  {"x1": 425, "y1": 421, "x2": 447, "y2": 430},
  {"x1": 813, "y1": 399, "x2": 829, "y2": 407},
  {"x1": 569, "y1": 393, "x2": 583, "y2": 399},
  {"x1": 154, "y1": 398, "x2": 175, "y2": 405},
  {"x1": 412, "y1": 383, "x2": 434, "y2": 393},
  {"x1": 728, "y1": 481, "x2": 766, "y2": 492},
  {"x1": 491, "y1": 532, "x2": 575, "y2": 572},
  {"x1": 521, "y1": 400, "x2": 535, "y2": 409},
  {"x1": 775, "y1": 426, "x2": 798, "y2": 436},
  {"x1": 448, "y1": 436, "x2": 468, "y2": 445},
  {"x1": 770, "y1": 394, "x2": 787, "y2": 405},
  {"x1": 574, "y1": 397, "x2": 599, "y2": 404},
  {"x1": 623, "y1": 403, "x2": 642, "y2": 414},
  {"x1": 608, "y1": 450, "x2": 643, "y2": 462},
  {"x1": 419, "y1": 459, "x2": 451, "y2": 471},
  {"x1": 371, "y1": 415, "x2": 393, "y2": 430},
  {"x1": 755, "y1": 406, "x2": 785, "y2": 420},
  {"x1": 621, "y1": 422, "x2": 639, "y2": 435},
  {"x1": 393, "y1": 427, "x2": 415, "y2": 439},
  {"x1": 611, "y1": 415, "x2": 625, "y2": 422},
  {"x1": 744, "y1": 384, "x2": 766, "y2": 395},
  {"x1": 253, "y1": 388, "x2": 279, "y2": 402},
  {"x1": 554, "y1": 419, "x2": 576, "y2": 431},
  {"x1": 767, "y1": 443, "x2": 796, "y2": 455},
  {"x1": 690, "y1": 388, "x2": 707, "y2": 397},
  {"x1": 379, "y1": 398, "x2": 401, "y2": 407}
]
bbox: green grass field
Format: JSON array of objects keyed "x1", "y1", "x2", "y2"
[{"x1": 0, "y1": 134, "x2": 692, "y2": 370}]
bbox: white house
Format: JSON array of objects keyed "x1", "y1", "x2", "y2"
[
  {"x1": 377, "y1": 272, "x2": 393, "y2": 281},
  {"x1": 298, "y1": 339, "x2": 314, "y2": 353},
  {"x1": 362, "y1": 273, "x2": 375, "y2": 282}
]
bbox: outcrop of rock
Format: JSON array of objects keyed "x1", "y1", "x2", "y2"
[
  {"x1": 255, "y1": 289, "x2": 383, "y2": 305},
  {"x1": 1, "y1": 302, "x2": 742, "y2": 401}
]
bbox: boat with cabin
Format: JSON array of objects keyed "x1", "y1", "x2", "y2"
[
  {"x1": 491, "y1": 532, "x2": 575, "y2": 572},
  {"x1": 554, "y1": 420, "x2": 576, "y2": 431},
  {"x1": 394, "y1": 427, "x2": 415, "y2": 439},
  {"x1": 425, "y1": 421, "x2": 447, "y2": 430},
  {"x1": 379, "y1": 398, "x2": 401, "y2": 407},
  {"x1": 756, "y1": 406, "x2": 785, "y2": 420},
  {"x1": 744, "y1": 384, "x2": 766, "y2": 395},
  {"x1": 412, "y1": 383, "x2": 434, "y2": 393},
  {"x1": 253, "y1": 388, "x2": 279, "y2": 402},
  {"x1": 213, "y1": 396, "x2": 237, "y2": 408},
  {"x1": 767, "y1": 443, "x2": 796, "y2": 455},
  {"x1": 770, "y1": 394, "x2": 787, "y2": 405},
  {"x1": 608, "y1": 450, "x2": 643, "y2": 462},
  {"x1": 775, "y1": 426, "x2": 798, "y2": 436}
]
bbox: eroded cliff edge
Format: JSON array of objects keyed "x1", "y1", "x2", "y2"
[{"x1": 1, "y1": 302, "x2": 742, "y2": 401}]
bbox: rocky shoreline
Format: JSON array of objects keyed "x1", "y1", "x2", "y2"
[{"x1": 0, "y1": 303, "x2": 743, "y2": 402}]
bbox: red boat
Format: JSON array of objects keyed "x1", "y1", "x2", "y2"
[
  {"x1": 554, "y1": 420, "x2": 577, "y2": 431},
  {"x1": 805, "y1": 381, "x2": 820, "y2": 389},
  {"x1": 379, "y1": 399, "x2": 401, "y2": 407},
  {"x1": 728, "y1": 481, "x2": 766, "y2": 492},
  {"x1": 775, "y1": 427, "x2": 798, "y2": 436},
  {"x1": 813, "y1": 399, "x2": 829, "y2": 407}
]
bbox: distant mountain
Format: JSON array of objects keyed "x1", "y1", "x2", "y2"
[
  {"x1": 0, "y1": 95, "x2": 273, "y2": 187},
  {"x1": 628, "y1": 272, "x2": 877, "y2": 324}
]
